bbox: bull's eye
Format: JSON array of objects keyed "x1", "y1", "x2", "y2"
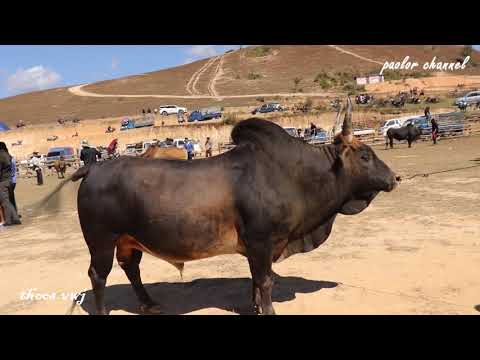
[{"x1": 361, "y1": 153, "x2": 370, "y2": 162}]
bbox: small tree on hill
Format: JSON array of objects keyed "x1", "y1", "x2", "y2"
[
  {"x1": 462, "y1": 45, "x2": 473, "y2": 58},
  {"x1": 293, "y1": 77, "x2": 302, "y2": 92}
]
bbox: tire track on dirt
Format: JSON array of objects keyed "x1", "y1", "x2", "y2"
[
  {"x1": 191, "y1": 56, "x2": 219, "y2": 95},
  {"x1": 68, "y1": 83, "x2": 330, "y2": 99},
  {"x1": 328, "y1": 45, "x2": 384, "y2": 66},
  {"x1": 186, "y1": 57, "x2": 217, "y2": 95},
  {"x1": 208, "y1": 54, "x2": 224, "y2": 98}
]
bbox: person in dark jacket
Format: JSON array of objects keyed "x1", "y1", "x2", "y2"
[
  {"x1": 424, "y1": 106, "x2": 431, "y2": 120},
  {"x1": 431, "y1": 117, "x2": 439, "y2": 145},
  {"x1": 0, "y1": 142, "x2": 21, "y2": 226},
  {"x1": 80, "y1": 140, "x2": 101, "y2": 166},
  {"x1": 9, "y1": 155, "x2": 18, "y2": 213}
]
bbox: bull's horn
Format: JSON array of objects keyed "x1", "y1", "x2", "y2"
[
  {"x1": 332, "y1": 103, "x2": 344, "y2": 138},
  {"x1": 341, "y1": 96, "x2": 353, "y2": 142}
]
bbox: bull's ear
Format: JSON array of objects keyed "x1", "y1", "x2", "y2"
[{"x1": 332, "y1": 143, "x2": 352, "y2": 171}]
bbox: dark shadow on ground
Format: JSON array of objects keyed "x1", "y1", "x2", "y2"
[{"x1": 79, "y1": 275, "x2": 338, "y2": 315}]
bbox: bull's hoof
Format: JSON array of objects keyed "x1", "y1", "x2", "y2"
[
  {"x1": 140, "y1": 303, "x2": 164, "y2": 315},
  {"x1": 260, "y1": 307, "x2": 276, "y2": 315}
]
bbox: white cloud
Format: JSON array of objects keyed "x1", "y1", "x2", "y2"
[
  {"x1": 111, "y1": 57, "x2": 120, "y2": 71},
  {"x1": 187, "y1": 45, "x2": 218, "y2": 58},
  {"x1": 6, "y1": 65, "x2": 61, "y2": 94},
  {"x1": 182, "y1": 57, "x2": 195, "y2": 65}
]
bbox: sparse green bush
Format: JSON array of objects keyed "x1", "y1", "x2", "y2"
[
  {"x1": 314, "y1": 104, "x2": 327, "y2": 112},
  {"x1": 342, "y1": 83, "x2": 365, "y2": 95},
  {"x1": 462, "y1": 45, "x2": 473, "y2": 58},
  {"x1": 246, "y1": 46, "x2": 272, "y2": 58},
  {"x1": 248, "y1": 72, "x2": 262, "y2": 80},
  {"x1": 256, "y1": 97, "x2": 265, "y2": 102},
  {"x1": 304, "y1": 98, "x2": 313, "y2": 110},
  {"x1": 235, "y1": 74, "x2": 241, "y2": 79},
  {"x1": 223, "y1": 113, "x2": 239, "y2": 125},
  {"x1": 383, "y1": 70, "x2": 432, "y2": 81}
]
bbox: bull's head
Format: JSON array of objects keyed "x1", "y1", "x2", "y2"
[{"x1": 333, "y1": 97, "x2": 398, "y2": 215}]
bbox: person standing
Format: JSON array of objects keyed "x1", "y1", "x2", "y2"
[
  {"x1": 184, "y1": 138, "x2": 194, "y2": 160},
  {"x1": 310, "y1": 122, "x2": 317, "y2": 136},
  {"x1": 177, "y1": 111, "x2": 185, "y2": 124},
  {"x1": 431, "y1": 116, "x2": 439, "y2": 145},
  {"x1": 30, "y1": 152, "x2": 43, "y2": 185},
  {"x1": 80, "y1": 140, "x2": 102, "y2": 167},
  {"x1": 0, "y1": 142, "x2": 21, "y2": 226},
  {"x1": 9, "y1": 155, "x2": 18, "y2": 214},
  {"x1": 205, "y1": 137, "x2": 213, "y2": 158},
  {"x1": 424, "y1": 106, "x2": 431, "y2": 120}
]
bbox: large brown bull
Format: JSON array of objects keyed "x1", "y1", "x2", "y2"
[
  {"x1": 141, "y1": 145, "x2": 187, "y2": 160},
  {"x1": 53, "y1": 159, "x2": 67, "y2": 179},
  {"x1": 43, "y1": 97, "x2": 398, "y2": 315}
]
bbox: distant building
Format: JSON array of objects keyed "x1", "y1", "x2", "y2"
[{"x1": 355, "y1": 74, "x2": 385, "y2": 86}]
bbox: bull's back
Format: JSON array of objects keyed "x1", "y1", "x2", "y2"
[{"x1": 78, "y1": 156, "x2": 243, "y2": 261}]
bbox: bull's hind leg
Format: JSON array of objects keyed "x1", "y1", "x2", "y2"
[
  {"x1": 116, "y1": 235, "x2": 162, "y2": 314},
  {"x1": 246, "y1": 242, "x2": 276, "y2": 315},
  {"x1": 86, "y1": 237, "x2": 116, "y2": 315}
]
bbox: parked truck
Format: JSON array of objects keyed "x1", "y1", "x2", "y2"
[{"x1": 120, "y1": 114, "x2": 155, "y2": 131}]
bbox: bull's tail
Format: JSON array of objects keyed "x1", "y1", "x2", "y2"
[{"x1": 29, "y1": 166, "x2": 91, "y2": 217}]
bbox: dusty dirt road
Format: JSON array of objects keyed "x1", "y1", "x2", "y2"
[{"x1": 1, "y1": 135, "x2": 480, "y2": 315}]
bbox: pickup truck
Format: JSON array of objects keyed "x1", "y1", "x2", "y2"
[
  {"x1": 120, "y1": 115, "x2": 155, "y2": 131},
  {"x1": 45, "y1": 146, "x2": 77, "y2": 169},
  {"x1": 404, "y1": 114, "x2": 465, "y2": 136},
  {"x1": 188, "y1": 108, "x2": 222, "y2": 122}
]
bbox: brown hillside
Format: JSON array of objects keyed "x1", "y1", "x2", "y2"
[{"x1": 82, "y1": 45, "x2": 480, "y2": 96}]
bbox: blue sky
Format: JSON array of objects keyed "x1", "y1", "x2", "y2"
[
  {"x1": 0, "y1": 45, "x2": 239, "y2": 99},
  {"x1": 0, "y1": 45, "x2": 478, "y2": 99}
]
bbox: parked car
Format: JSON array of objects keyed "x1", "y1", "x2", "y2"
[
  {"x1": 173, "y1": 138, "x2": 186, "y2": 149},
  {"x1": 158, "y1": 105, "x2": 187, "y2": 116},
  {"x1": 45, "y1": 146, "x2": 77, "y2": 169},
  {"x1": 124, "y1": 143, "x2": 143, "y2": 156},
  {"x1": 378, "y1": 118, "x2": 404, "y2": 136},
  {"x1": 190, "y1": 140, "x2": 203, "y2": 156},
  {"x1": 454, "y1": 91, "x2": 480, "y2": 106},
  {"x1": 134, "y1": 115, "x2": 155, "y2": 128},
  {"x1": 353, "y1": 128, "x2": 376, "y2": 136},
  {"x1": 305, "y1": 128, "x2": 329, "y2": 145},
  {"x1": 188, "y1": 107, "x2": 222, "y2": 122},
  {"x1": 268, "y1": 103, "x2": 284, "y2": 111},
  {"x1": 283, "y1": 127, "x2": 299, "y2": 137},
  {"x1": 252, "y1": 103, "x2": 283, "y2": 115},
  {"x1": 172, "y1": 138, "x2": 202, "y2": 156}
]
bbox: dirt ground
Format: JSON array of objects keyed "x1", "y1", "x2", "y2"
[{"x1": 1, "y1": 135, "x2": 480, "y2": 315}]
